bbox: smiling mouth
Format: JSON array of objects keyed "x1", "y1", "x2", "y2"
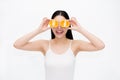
[{"x1": 56, "y1": 30, "x2": 64, "y2": 34}]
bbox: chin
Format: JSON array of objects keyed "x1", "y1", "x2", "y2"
[
  {"x1": 55, "y1": 35, "x2": 65, "y2": 39},
  {"x1": 53, "y1": 30, "x2": 67, "y2": 39}
]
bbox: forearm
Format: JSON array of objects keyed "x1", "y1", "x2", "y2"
[
  {"x1": 77, "y1": 27, "x2": 105, "y2": 49},
  {"x1": 14, "y1": 29, "x2": 41, "y2": 47}
]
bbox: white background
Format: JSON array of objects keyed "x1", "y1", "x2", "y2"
[{"x1": 1, "y1": 0, "x2": 120, "y2": 80}]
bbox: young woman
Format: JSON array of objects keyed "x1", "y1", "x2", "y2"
[{"x1": 14, "y1": 10, "x2": 105, "y2": 80}]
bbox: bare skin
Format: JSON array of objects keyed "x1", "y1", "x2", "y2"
[{"x1": 13, "y1": 16, "x2": 105, "y2": 56}]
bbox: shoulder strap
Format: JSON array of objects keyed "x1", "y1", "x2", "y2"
[
  {"x1": 48, "y1": 40, "x2": 51, "y2": 49},
  {"x1": 69, "y1": 40, "x2": 72, "y2": 49}
]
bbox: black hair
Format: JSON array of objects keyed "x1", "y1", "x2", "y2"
[{"x1": 51, "y1": 10, "x2": 73, "y2": 40}]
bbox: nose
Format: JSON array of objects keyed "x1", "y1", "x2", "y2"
[
  {"x1": 57, "y1": 23, "x2": 62, "y2": 29},
  {"x1": 57, "y1": 25, "x2": 61, "y2": 29}
]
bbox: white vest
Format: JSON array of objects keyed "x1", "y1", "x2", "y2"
[{"x1": 44, "y1": 40, "x2": 76, "y2": 80}]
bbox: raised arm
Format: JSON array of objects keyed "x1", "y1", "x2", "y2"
[
  {"x1": 13, "y1": 17, "x2": 50, "y2": 53},
  {"x1": 70, "y1": 17, "x2": 105, "y2": 52}
]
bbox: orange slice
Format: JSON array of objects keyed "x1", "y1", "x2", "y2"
[
  {"x1": 60, "y1": 20, "x2": 70, "y2": 28},
  {"x1": 49, "y1": 20, "x2": 58, "y2": 28}
]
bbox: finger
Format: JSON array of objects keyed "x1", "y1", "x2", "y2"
[
  {"x1": 43, "y1": 17, "x2": 48, "y2": 21},
  {"x1": 70, "y1": 20, "x2": 77, "y2": 26},
  {"x1": 71, "y1": 17, "x2": 79, "y2": 24},
  {"x1": 71, "y1": 17, "x2": 78, "y2": 22},
  {"x1": 43, "y1": 19, "x2": 50, "y2": 26},
  {"x1": 71, "y1": 17, "x2": 75, "y2": 20},
  {"x1": 46, "y1": 19, "x2": 50, "y2": 24}
]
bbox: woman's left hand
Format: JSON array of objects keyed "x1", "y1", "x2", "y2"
[{"x1": 69, "y1": 17, "x2": 82, "y2": 31}]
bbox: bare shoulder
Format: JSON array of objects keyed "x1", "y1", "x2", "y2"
[{"x1": 35, "y1": 39, "x2": 49, "y2": 51}]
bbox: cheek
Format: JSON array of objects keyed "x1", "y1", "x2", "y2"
[{"x1": 64, "y1": 28, "x2": 69, "y2": 33}]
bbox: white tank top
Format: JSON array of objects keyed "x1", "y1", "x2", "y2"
[{"x1": 44, "y1": 40, "x2": 76, "y2": 80}]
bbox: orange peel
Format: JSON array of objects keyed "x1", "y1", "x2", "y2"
[{"x1": 49, "y1": 20, "x2": 70, "y2": 28}]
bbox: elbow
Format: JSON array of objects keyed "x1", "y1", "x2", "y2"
[
  {"x1": 13, "y1": 42, "x2": 23, "y2": 49},
  {"x1": 97, "y1": 43, "x2": 105, "y2": 50},
  {"x1": 13, "y1": 43, "x2": 19, "y2": 49}
]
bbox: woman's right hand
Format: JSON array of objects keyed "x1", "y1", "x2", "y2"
[{"x1": 37, "y1": 17, "x2": 50, "y2": 33}]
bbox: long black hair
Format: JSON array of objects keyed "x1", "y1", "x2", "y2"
[{"x1": 51, "y1": 10, "x2": 73, "y2": 40}]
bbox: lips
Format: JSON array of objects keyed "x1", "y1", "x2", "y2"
[{"x1": 56, "y1": 30, "x2": 64, "y2": 34}]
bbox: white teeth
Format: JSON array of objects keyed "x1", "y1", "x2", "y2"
[
  {"x1": 56, "y1": 30, "x2": 63, "y2": 34},
  {"x1": 57, "y1": 31, "x2": 62, "y2": 32}
]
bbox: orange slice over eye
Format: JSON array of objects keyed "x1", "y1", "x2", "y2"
[
  {"x1": 49, "y1": 20, "x2": 58, "y2": 28},
  {"x1": 60, "y1": 20, "x2": 70, "y2": 28}
]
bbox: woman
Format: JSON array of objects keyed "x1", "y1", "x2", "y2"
[{"x1": 14, "y1": 10, "x2": 105, "y2": 80}]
